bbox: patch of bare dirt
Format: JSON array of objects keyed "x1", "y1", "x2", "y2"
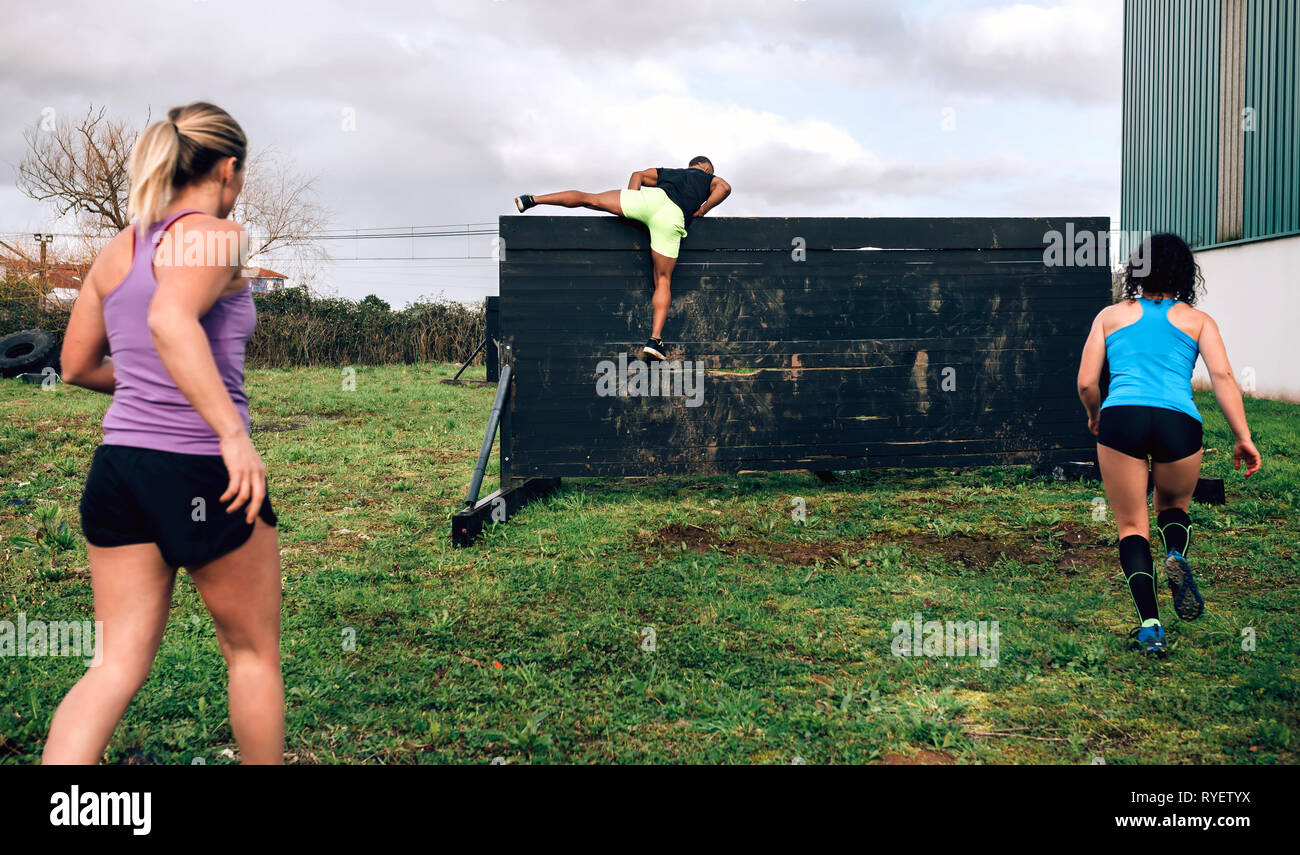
[
  {"x1": 643, "y1": 521, "x2": 1116, "y2": 574},
  {"x1": 901, "y1": 523, "x2": 1115, "y2": 574},
  {"x1": 879, "y1": 749, "x2": 956, "y2": 765},
  {"x1": 1051, "y1": 522, "x2": 1112, "y2": 573},
  {"x1": 900, "y1": 532, "x2": 1015, "y2": 568},
  {"x1": 645, "y1": 523, "x2": 849, "y2": 566}
]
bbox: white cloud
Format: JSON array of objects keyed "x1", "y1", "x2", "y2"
[
  {"x1": 0, "y1": 0, "x2": 1123, "y2": 303},
  {"x1": 924, "y1": 0, "x2": 1123, "y2": 101}
]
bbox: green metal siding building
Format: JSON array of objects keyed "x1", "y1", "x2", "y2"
[
  {"x1": 1122, "y1": 0, "x2": 1298, "y2": 247},
  {"x1": 1122, "y1": 0, "x2": 1300, "y2": 400}
]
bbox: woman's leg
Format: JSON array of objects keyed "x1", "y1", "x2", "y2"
[
  {"x1": 649, "y1": 250, "x2": 677, "y2": 340},
  {"x1": 43, "y1": 543, "x2": 175, "y2": 764},
  {"x1": 531, "y1": 189, "x2": 623, "y2": 215},
  {"x1": 1152, "y1": 448, "x2": 1202, "y2": 551},
  {"x1": 1152, "y1": 449, "x2": 1205, "y2": 620},
  {"x1": 1097, "y1": 443, "x2": 1162, "y2": 631},
  {"x1": 188, "y1": 518, "x2": 284, "y2": 765},
  {"x1": 1097, "y1": 444, "x2": 1151, "y2": 540}
]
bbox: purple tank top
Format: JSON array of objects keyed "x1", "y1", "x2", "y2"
[{"x1": 101, "y1": 209, "x2": 256, "y2": 456}]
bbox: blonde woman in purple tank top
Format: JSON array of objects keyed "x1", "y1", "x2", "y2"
[{"x1": 43, "y1": 103, "x2": 283, "y2": 764}]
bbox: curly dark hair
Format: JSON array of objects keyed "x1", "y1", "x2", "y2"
[{"x1": 1118, "y1": 232, "x2": 1204, "y2": 305}]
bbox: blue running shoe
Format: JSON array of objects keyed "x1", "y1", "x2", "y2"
[
  {"x1": 1129, "y1": 623, "x2": 1168, "y2": 657},
  {"x1": 1164, "y1": 551, "x2": 1204, "y2": 621}
]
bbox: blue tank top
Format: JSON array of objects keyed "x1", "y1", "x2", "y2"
[{"x1": 1102, "y1": 297, "x2": 1201, "y2": 422}]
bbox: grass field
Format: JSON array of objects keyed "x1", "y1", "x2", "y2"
[{"x1": 2, "y1": 364, "x2": 1297, "y2": 764}]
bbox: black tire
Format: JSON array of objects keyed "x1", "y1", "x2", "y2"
[
  {"x1": 0, "y1": 329, "x2": 57, "y2": 378},
  {"x1": 19, "y1": 371, "x2": 58, "y2": 386}
]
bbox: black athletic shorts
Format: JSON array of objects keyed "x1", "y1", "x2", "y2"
[
  {"x1": 1097, "y1": 405, "x2": 1203, "y2": 463},
  {"x1": 80, "y1": 445, "x2": 276, "y2": 570}
]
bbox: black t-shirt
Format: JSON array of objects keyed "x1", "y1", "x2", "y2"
[{"x1": 656, "y1": 166, "x2": 717, "y2": 228}]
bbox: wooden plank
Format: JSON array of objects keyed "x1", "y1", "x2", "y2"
[
  {"x1": 500, "y1": 272, "x2": 1111, "y2": 295},
  {"x1": 508, "y1": 446, "x2": 1097, "y2": 478},
  {"x1": 509, "y1": 410, "x2": 1090, "y2": 440},
  {"x1": 501, "y1": 249, "x2": 1113, "y2": 277},
  {"x1": 510, "y1": 409, "x2": 1090, "y2": 444},
  {"x1": 510, "y1": 399, "x2": 1089, "y2": 424},
  {"x1": 511, "y1": 411, "x2": 1091, "y2": 439},
  {"x1": 501, "y1": 216, "x2": 1114, "y2": 251},
  {"x1": 500, "y1": 277, "x2": 1108, "y2": 300},
  {"x1": 508, "y1": 350, "x2": 1084, "y2": 371},
  {"x1": 512, "y1": 430, "x2": 1096, "y2": 457},
  {"x1": 504, "y1": 320, "x2": 1094, "y2": 340},
  {"x1": 502, "y1": 300, "x2": 1102, "y2": 320},
  {"x1": 511, "y1": 397, "x2": 1088, "y2": 427},
  {"x1": 508, "y1": 388, "x2": 1081, "y2": 413},
  {"x1": 514, "y1": 435, "x2": 1092, "y2": 462},
  {"x1": 508, "y1": 338, "x2": 1087, "y2": 358},
  {"x1": 508, "y1": 365, "x2": 1083, "y2": 396},
  {"x1": 509, "y1": 368, "x2": 1083, "y2": 389},
  {"x1": 450, "y1": 477, "x2": 560, "y2": 547}
]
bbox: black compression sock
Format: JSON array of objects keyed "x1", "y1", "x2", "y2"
[
  {"x1": 1157, "y1": 508, "x2": 1192, "y2": 556},
  {"x1": 1119, "y1": 534, "x2": 1159, "y2": 624}
]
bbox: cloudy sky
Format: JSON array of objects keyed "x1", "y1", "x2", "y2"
[{"x1": 0, "y1": 0, "x2": 1123, "y2": 306}]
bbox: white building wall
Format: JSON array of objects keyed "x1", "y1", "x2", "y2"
[{"x1": 1191, "y1": 234, "x2": 1300, "y2": 402}]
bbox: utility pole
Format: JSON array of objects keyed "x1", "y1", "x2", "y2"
[{"x1": 33, "y1": 232, "x2": 53, "y2": 288}]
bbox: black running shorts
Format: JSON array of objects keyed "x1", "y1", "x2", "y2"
[
  {"x1": 80, "y1": 444, "x2": 277, "y2": 570},
  {"x1": 1097, "y1": 405, "x2": 1203, "y2": 463}
]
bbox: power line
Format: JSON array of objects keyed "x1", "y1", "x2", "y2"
[
  {"x1": 0, "y1": 222, "x2": 501, "y2": 241},
  {"x1": 329, "y1": 256, "x2": 497, "y2": 261},
  {"x1": 312, "y1": 229, "x2": 498, "y2": 241},
  {"x1": 310, "y1": 221, "x2": 497, "y2": 234}
]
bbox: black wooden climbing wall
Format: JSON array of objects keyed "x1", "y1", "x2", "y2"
[{"x1": 497, "y1": 216, "x2": 1112, "y2": 482}]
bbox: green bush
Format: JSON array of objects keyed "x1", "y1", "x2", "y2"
[
  {"x1": 249, "y1": 291, "x2": 484, "y2": 367},
  {"x1": 0, "y1": 285, "x2": 486, "y2": 369}
]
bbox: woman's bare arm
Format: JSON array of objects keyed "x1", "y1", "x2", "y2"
[
  {"x1": 61, "y1": 284, "x2": 115, "y2": 393},
  {"x1": 1197, "y1": 313, "x2": 1261, "y2": 476},
  {"x1": 1076, "y1": 310, "x2": 1107, "y2": 433},
  {"x1": 60, "y1": 239, "x2": 126, "y2": 394},
  {"x1": 149, "y1": 216, "x2": 268, "y2": 519},
  {"x1": 148, "y1": 219, "x2": 246, "y2": 439}
]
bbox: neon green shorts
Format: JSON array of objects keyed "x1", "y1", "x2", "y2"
[{"x1": 620, "y1": 187, "x2": 687, "y2": 258}]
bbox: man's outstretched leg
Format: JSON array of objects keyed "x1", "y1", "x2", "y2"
[{"x1": 516, "y1": 190, "x2": 622, "y2": 215}]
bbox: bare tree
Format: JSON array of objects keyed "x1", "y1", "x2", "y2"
[
  {"x1": 17, "y1": 105, "x2": 134, "y2": 234},
  {"x1": 232, "y1": 147, "x2": 331, "y2": 288},
  {"x1": 16, "y1": 103, "x2": 330, "y2": 287}
]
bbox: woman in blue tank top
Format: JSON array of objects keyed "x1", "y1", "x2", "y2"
[{"x1": 1077, "y1": 233, "x2": 1261, "y2": 657}]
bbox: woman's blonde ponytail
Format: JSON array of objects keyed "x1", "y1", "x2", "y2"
[
  {"x1": 127, "y1": 120, "x2": 182, "y2": 239},
  {"x1": 126, "y1": 103, "x2": 247, "y2": 239}
]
